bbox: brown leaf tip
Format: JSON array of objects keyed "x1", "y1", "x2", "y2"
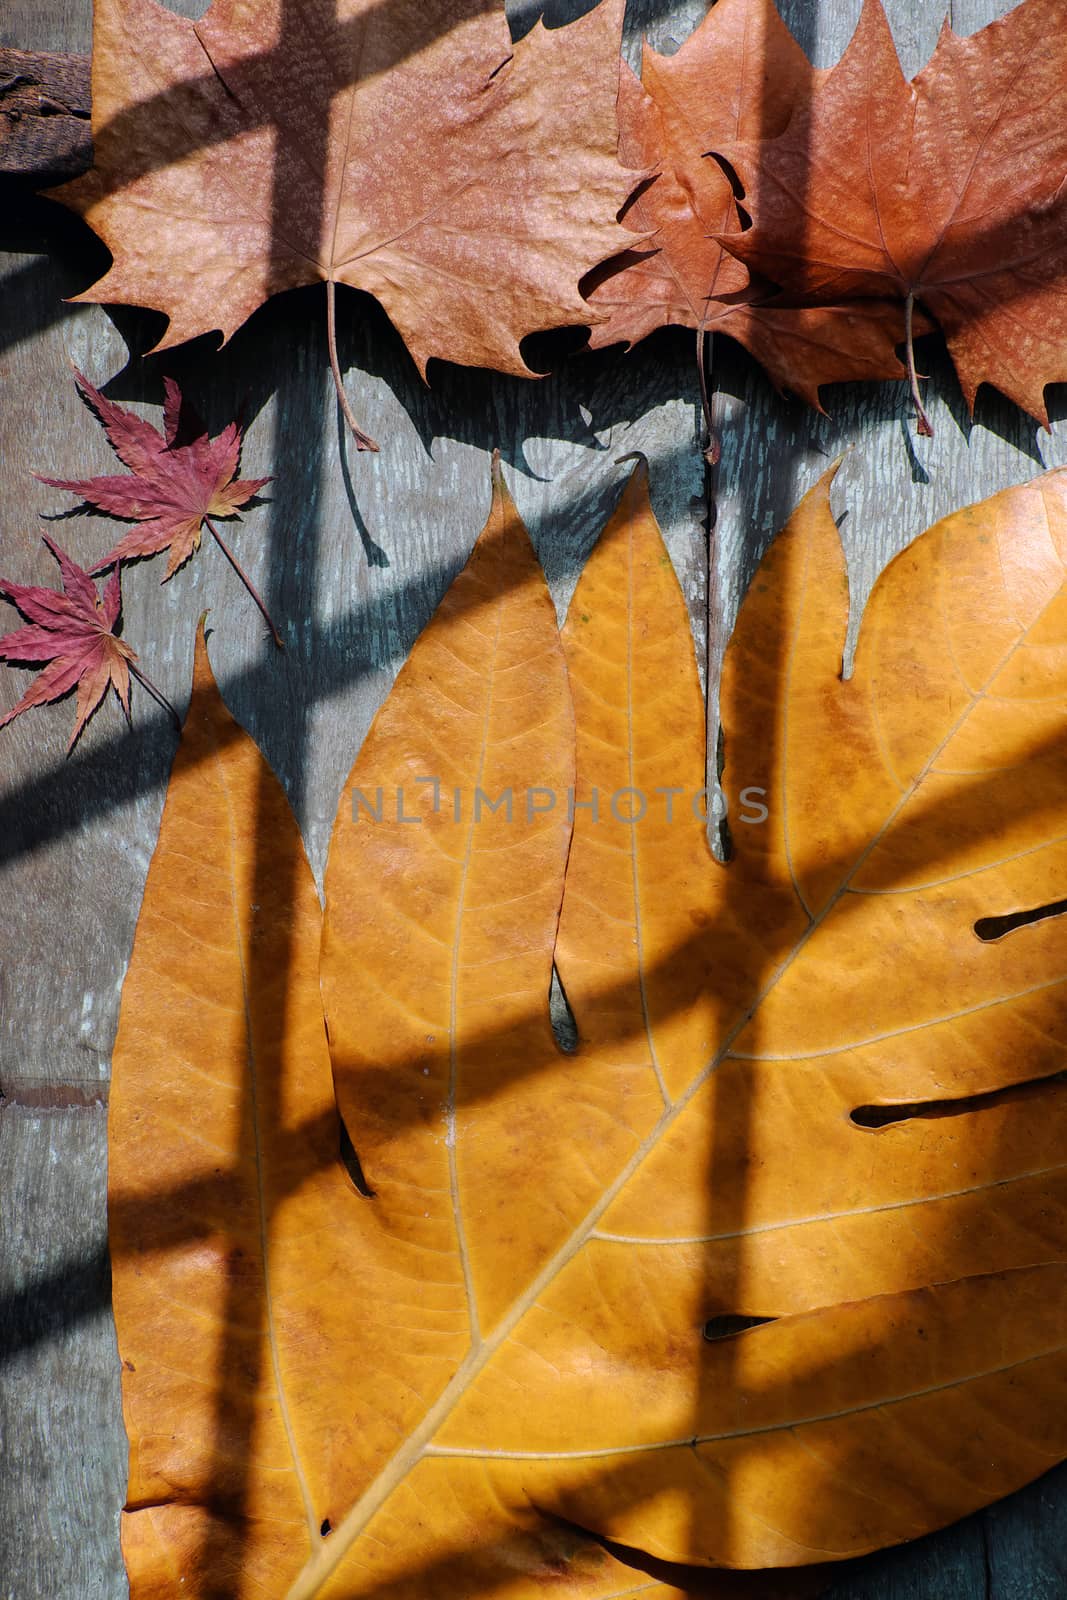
[
  {"x1": 488, "y1": 449, "x2": 522, "y2": 524},
  {"x1": 191, "y1": 613, "x2": 216, "y2": 702},
  {"x1": 614, "y1": 449, "x2": 649, "y2": 484}
]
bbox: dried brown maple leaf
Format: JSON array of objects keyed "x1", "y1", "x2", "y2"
[
  {"x1": 715, "y1": 0, "x2": 1067, "y2": 432},
  {"x1": 51, "y1": 0, "x2": 638, "y2": 451},
  {"x1": 0, "y1": 536, "x2": 175, "y2": 748},
  {"x1": 584, "y1": 0, "x2": 914, "y2": 417},
  {"x1": 38, "y1": 369, "x2": 280, "y2": 648}
]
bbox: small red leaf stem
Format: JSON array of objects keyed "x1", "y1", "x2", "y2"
[
  {"x1": 326, "y1": 277, "x2": 381, "y2": 454},
  {"x1": 128, "y1": 660, "x2": 181, "y2": 733},
  {"x1": 203, "y1": 516, "x2": 284, "y2": 650}
]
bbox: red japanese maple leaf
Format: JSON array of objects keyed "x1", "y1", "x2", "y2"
[
  {"x1": 38, "y1": 370, "x2": 280, "y2": 646},
  {"x1": 0, "y1": 537, "x2": 137, "y2": 749}
]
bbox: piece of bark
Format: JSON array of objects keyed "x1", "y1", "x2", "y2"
[{"x1": 0, "y1": 48, "x2": 91, "y2": 182}]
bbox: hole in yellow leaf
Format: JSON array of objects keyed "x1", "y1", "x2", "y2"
[
  {"x1": 851, "y1": 1071, "x2": 1067, "y2": 1129},
  {"x1": 702, "y1": 1313, "x2": 775, "y2": 1342},
  {"x1": 550, "y1": 965, "x2": 578, "y2": 1053},
  {"x1": 974, "y1": 896, "x2": 1067, "y2": 942},
  {"x1": 339, "y1": 1117, "x2": 375, "y2": 1198}
]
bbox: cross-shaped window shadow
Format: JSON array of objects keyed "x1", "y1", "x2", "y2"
[{"x1": 4, "y1": 1, "x2": 1067, "y2": 1597}]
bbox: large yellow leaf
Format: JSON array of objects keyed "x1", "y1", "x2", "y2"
[
  {"x1": 111, "y1": 463, "x2": 1067, "y2": 1597},
  {"x1": 310, "y1": 462, "x2": 1067, "y2": 1591}
]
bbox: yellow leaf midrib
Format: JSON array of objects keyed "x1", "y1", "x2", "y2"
[
  {"x1": 591, "y1": 1154, "x2": 1067, "y2": 1247},
  {"x1": 446, "y1": 567, "x2": 507, "y2": 1349}
]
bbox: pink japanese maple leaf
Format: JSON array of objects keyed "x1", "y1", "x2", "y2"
[
  {"x1": 38, "y1": 370, "x2": 280, "y2": 647},
  {"x1": 0, "y1": 537, "x2": 174, "y2": 749}
]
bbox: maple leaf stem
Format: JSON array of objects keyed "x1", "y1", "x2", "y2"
[
  {"x1": 325, "y1": 278, "x2": 381, "y2": 454},
  {"x1": 204, "y1": 517, "x2": 285, "y2": 650},
  {"x1": 696, "y1": 325, "x2": 721, "y2": 470},
  {"x1": 128, "y1": 660, "x2": 181, "y2": 734},
  {"x1": 905, "y1": 293, "x2": 934, "y2": 438},
  {"x1": 698, "y1": 324, "x2": 721, "y2": 854}
]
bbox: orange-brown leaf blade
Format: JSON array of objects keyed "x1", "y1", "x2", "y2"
[
  {"x1": 409, "y1": 468, "x2": 1067, "y2": 1571},
  {"x1": 556, "y1": 458, "x2": 793, "y2": 1097},
  {"x1": 320, "y1": 458, "x2": 577, "y2": 1341},
  {"x1": 118, "y1": 464, "x2": 1067, "y2": 1593},
  {"x1": 110, "y1": 626, "x2": 370, "y2": 1596}
]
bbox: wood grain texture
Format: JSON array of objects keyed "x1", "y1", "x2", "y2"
[
  {"x1": 0, "y1": 48, "x2": 91, "y2": 181},
  {"x1": 1, "y1": 0, "x2": 1066, "y2": 1595},
  {"x1": 0, "y1": 1105, "x2": 126, "y2": 1600}
]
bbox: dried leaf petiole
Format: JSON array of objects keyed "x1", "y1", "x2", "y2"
[
  {"x1": 905, "y1": 293, "x2": 933, "y2": 437},
  {"x1": 325, "y1": 278, "x2": 380, "y2": 454}
]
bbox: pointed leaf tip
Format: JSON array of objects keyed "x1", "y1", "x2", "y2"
[
  {"x1": 485, "y1": 450, "x2": 529, "y2": 548},
  {"x1": 489, "y1": 446, "x2": 507, "y2": 498},
  {"x1": 614, "y1": 449, "x2": 651, "y2": 500},
  {"x1": 171, "y1": 613, "x2": 230, "y2": 742},
  {"x1": 188, "y1": 614, "x2": 219, "y2": 715}
]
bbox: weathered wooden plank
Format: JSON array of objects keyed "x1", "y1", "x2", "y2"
[
  {"x1": 0, "y1": 4, "x2": 91, "y2": 56},
  {"x1": 986, "y1": 1465, "x2": 1067, "y2": 1599},
  {"x1": 2, "y1": 1, "x2": 1066, "y2": 1597},
  {"x1": 0, "y1": 1105, "x2": 126, "y2": 1600},
  {"x1": 0, "y1": 47, "x2": 91, "y2": 180}
]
